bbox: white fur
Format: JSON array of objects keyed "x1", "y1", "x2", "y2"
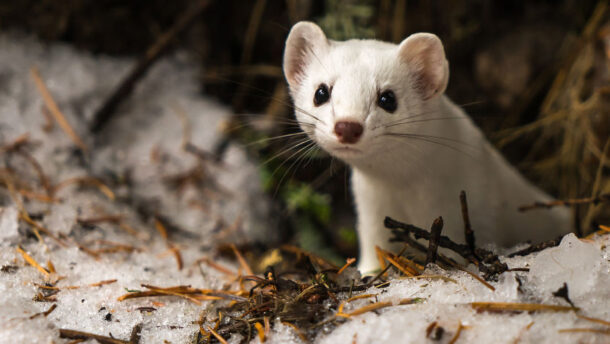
[{"x1": 283, "y1": 22, "x2": 572, "y2": 273}]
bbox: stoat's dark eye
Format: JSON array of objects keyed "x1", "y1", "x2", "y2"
[
  {"x1": 378, "y1": 90, "x2": 397, "y2": 113},
  {"x1": 314, "y1": 84, "x2": 330, "y2": 106}
]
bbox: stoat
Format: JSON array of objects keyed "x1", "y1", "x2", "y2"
[{"x1": 282, "y1": 21, "x2": 571, "y2": 273}]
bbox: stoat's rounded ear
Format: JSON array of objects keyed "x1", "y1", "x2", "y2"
[
  {"x1": 283, "y1": 21, "x2": 328, "y2": 87},
  {"x1": 398, "y1": 33, "x2": 449, "y2": 100}
]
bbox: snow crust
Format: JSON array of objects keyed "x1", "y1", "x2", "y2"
[{"x1": 0, "y1": 33, "x2": 609, "y2": 344}]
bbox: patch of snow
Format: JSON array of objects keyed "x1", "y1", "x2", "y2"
[{"x1": 0, "y1": 206, "x2": 19, "y2": 240}]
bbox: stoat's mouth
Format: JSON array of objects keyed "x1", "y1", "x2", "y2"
[
  {"x1": 334, "y1": 146, "x2": 361, "y2": 152},
  {"x1": 329, "y1": 145, "x2": 363, "y2": 157}
]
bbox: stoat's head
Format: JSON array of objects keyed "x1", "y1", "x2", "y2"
[{"x1": 283, "y1": 21, "x2": 449, "y2": 163}]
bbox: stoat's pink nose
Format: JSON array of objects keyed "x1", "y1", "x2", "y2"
[{"x1": 334, "y1": 121, "x2": 363, "y2": 144}]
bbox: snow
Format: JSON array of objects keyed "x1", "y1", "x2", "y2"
[
  {"x1": 0, "y1": 206, "x2": 19, "y2": 240},
  {"x1": 315, "y1": 233, "x2": 610, "y2": 344},
  {"x1": 0, "y1": 33, "x2": 609, "y2": 344}
]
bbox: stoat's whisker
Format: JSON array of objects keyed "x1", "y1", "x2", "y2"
[
  {"x1": 233, "y1": 114, "x2": 313, "y2": 125},
  {"x1": 302, "y1": 144, "x2": 321, "y2": 169},
  {"x1": 270, "y1": 141, "x2": 318, "y2": 196},
  {"x1": 243, "y1": 131, "x2": 309, "y2": 147},
  {"x1": 383, "y1": 132, "x2": 477, "y2": 149},
  {"x1": 259, "y1": 137, "x2": 313, "y2": 167},
  {"x1": 274, "y1": 142, "x2": 319, "y2": 196},
  {"x1": 381, "y1": 133, "x2": 474, "y2": 156},
  {"x1": 374, "y1": 109, "x2": 439, "y2": 128},
  {"x1": 380, "y1": 116, "x2": 467, "y2": 129}
]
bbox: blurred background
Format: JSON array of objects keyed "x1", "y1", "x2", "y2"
[{"x1": 2, "y1": 0, "x2": 608, "y2": 263}]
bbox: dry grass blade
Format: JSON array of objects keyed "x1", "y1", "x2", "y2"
[
  {"x1": 584, "y1": 224, "x2": 610, "y2": 239},
  {"x1": 455, "y1": 265, "x2": 495, "y2": 291},
  {"x1": 254, "y1": 322, "x2": 265, "y2": 342},
  {"x1": 558, "y1": 328, "x2": 610, "y2": 335},
  {"x1": 30, "y1": 67, "x2": 87, "y2": 153},
  {"x1": 346, "y1": 294, "x2": 376, "y2": 303},
  {"x1": 281, "y1": 244, "x2": 338, "y2": 270},
  {"x1": 19, "y1": 212, "x2": 66, "y2": 247},
  {"x1": 196, "y1": 257, "x2": 237, "y2": 276},
  {"x1": 337, "y1": 298, "x2": 422, "y2": 318},
  {"x1": 281, "y1": 321, "x2": 307, "y2": 342},
  {"x1": 407, "y1": 274, "x2": 459, "y2": 284},
  {"x1": 53, "y1": 177, "x2": 115, "y2": 200},
  {"x1": 16, "y1": 246, "x2": 50, "y2": 277},
  {"x1": 231, "y1": 243, "x2": 253, "y2": 276},
  {"x1": 59, "y1": 329, "x2": 129, "y2": 344},
  {"x1": 337, "y1": 257, "x2": 356, "y2": 275},
  {"x1": 449, "y1": 322, "x2": 464, "y2": 344},
  {"x1": 471, "y1": 302, "x2": 578, "y2": 313},
  {"x1": 207, "y1": 326, "x2": 229, "y2": 344},
  {"x1": 385, "y1": 253, "x2": 417, "y2": 277},
  {"x1": 576, "y1": 314, "x2": 610, "y2": 326},
  {"x1": 376, "y1": 246, "x2": 420, "y2": 276},
  {"x1": 89, "y1": 279, "x2": 118, "y2": 287},
  {"x1": 171, "y1": 247, "x2": 184, "y2": 270},
  {"x1": 0, "y1": 132, "x2": 29, "y2": 153},
  {"x1": 29, "y1": 304, "x2": 57, "y2": 319},
  {"x1": 117, "y1": 285, "x2": 241, "y2": 303}
]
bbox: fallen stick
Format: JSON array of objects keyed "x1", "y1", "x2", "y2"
[
  {"x1": 459, "y1": 191, "x2": 476, "y2": 254},
  {"x1": 90, "y1": 0, "x2": 211, "y2": 132},
  {"x1": 425, "y1": 217, "x2": 443, "y2": 265},
  {"x1": 385, "y1": 216, "x2": 508, "y2": 279},
  {"x1": 59, "y1": 329, "x2": 130, "y2": 344},
  {"x1": 507, "y1": 236, "x2": 563, "y2": 257}
]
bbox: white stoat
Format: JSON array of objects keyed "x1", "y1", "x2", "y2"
[{"x1": 282, "y1": 21, "x2": 572, "y2": 273}]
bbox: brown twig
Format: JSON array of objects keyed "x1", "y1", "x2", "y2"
[
  {"x1": 29, "y1": 304, "x2": 57, "y2": 319},
  {"x1": 129, "y1": 323, "x2": 142, "y2": 344},
  {"x1": 59, "y1": 329, "x2": 130, "y2": 344},
  {"x1": 426, "y1": 217, "x2": 444, "y2": 265},
  {"x1": 471, "y1": 302, "x2": 578, "y2": 313},
  {"x1": 459, "y1": 191, "x2": 476, "y2": 253},
  {"x1": 507, "y1": 236, "x2": 563, "y2": 257},
  {"x1": 90, "y1": 0, "x2": 211, "y2": 132},
  {"x1": 518, "y1": 193, "x2": 610, "y2": 212},
  {"x1": 385, "y1": 217, "x2": 508, "y2": 279}
]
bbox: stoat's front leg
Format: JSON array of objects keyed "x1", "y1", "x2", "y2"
[{"x1": 351, "y1": 169, "x2": 405, "y2": 274}]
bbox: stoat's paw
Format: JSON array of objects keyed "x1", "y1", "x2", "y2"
[{"x1": 357, "y1": 261, "x2": 382, "y2": 277}]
